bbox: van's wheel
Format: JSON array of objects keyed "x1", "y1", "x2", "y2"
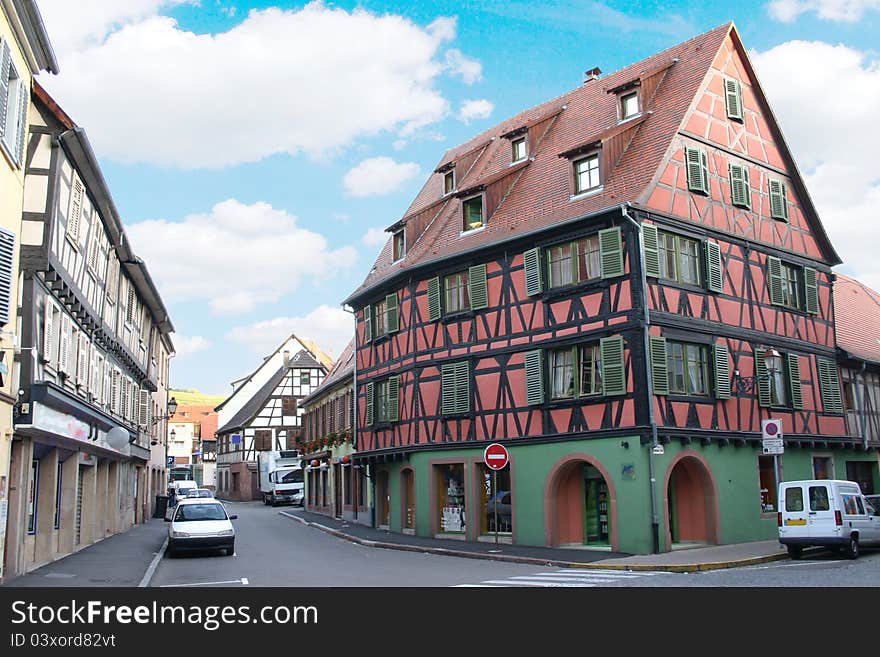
[
  {"x1": 844, "y1": 536, "x2": 859, "y2": 559},
  {"x1": 786, "y1": 545, "x2": 802, "y2": 560}
]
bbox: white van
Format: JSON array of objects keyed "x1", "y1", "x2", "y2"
[{"x1": 778, "y1": 479, "x2": 880, "y2": 559}]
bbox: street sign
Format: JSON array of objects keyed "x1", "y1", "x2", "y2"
[
  {"x1": 762, "y1": 419, "x2": 784, "y2": 454},
  {"x1": 483, "y1": 443, "x2": 509, "y2": 471},
  {"x1": 231, "y1": 434, "x2": 242, "y2": 444},
  {"x1": 166, "y1": 456, "x2": 175, "y2": 467}
]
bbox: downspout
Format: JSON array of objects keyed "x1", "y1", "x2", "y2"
[
  {"x1": 342, "y1": 303, "x2": 358, "y2": 520},
  {"x1": 619, "y1": 203, "x2": 661, "y2": 554},
  {"x1": 854, "y1": 361, "x2": 868, "y2": 450}
]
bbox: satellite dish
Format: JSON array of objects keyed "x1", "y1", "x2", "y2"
[{"x1": 107, "y1": 426, "x2": 130, "y2": 450}]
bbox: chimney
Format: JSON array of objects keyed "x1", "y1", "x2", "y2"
[
  {"x1": 283, "y1": 350, "x2": 290, "y2": 365},
  {"x1": 584, "y1": 67, "x2": 602, "y2": 83}
]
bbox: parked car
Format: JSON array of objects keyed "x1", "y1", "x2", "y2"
[
  {"x1": 165, "y1": 498, "x2": 237, "y2": 557},
  {"x1": 185, "y1": 488, "x2": 215, "y2": 499},
  {"x1": 778, "y1": 479, "x2": 880, "y2": 559},
  {"x1": 865, "y1": 494, "x2": 880, "y2": 515}
]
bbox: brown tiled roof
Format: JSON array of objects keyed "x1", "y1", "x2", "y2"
[
  {"x1": 170, "y1": 404, "x2": 219, "y2": 441},
  {"x1": 300, "y1": 338, "x2": 355, "y2": 407},
  {"x1": 833, "y1": 275, "x2": 880, "y2": 364},
  {"x1": 346, "y1": 22, "x2": 735, "y2": 303}
]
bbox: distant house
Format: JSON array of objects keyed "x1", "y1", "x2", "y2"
[
  {"x1": 168, "y1": 403, "x2": 220, "y2": 489},
  {"x1": 215, "y1": 335, "x2": 330, "y2": 501}
]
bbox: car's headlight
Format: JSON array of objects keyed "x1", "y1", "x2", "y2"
[
  {"x1": 217, "y1": 529, "x2": 234, "y2": 537},
  {"x1": 171, "y1": 530, "x2": 190, "y2": 538}
]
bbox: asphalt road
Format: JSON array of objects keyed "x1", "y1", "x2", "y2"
[{"x1": 149, "y1": 501, "x2": 880, "y2": 588}]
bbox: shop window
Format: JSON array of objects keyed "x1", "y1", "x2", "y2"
[
  {"x1": 758, "y1": 455, "x2": 780, "y2": 513},
  {"x1": 845, "y1": 461, "x2": 876, "y2": 495},
  {"x1": 812, "y1": 456, "x2": 833, "y2": 480},
  {"x1": 584, "y1": 466, "x2": 610, "y2": 545},
  {"x1": 478, "y1": 463, "x2": 511, "y2": 535},
  {"x1": 436, "y1": 463, "x2": 466, "y2": 534}
]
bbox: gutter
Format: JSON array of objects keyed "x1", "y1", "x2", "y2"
[{"x1": 4, "y1": 0, "x2": 59, "y2": 74}]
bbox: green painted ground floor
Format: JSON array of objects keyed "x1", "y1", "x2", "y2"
[{"x1": 363, "y1": 438, "x2": 880, "y2": 554}]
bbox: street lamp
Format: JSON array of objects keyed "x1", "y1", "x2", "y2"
[
  {"x1": 150, "y1": 397, "x2": 179, "y2": 446},
  {"x1": 733, "y1": 348, "x2": 782, "y2": 395}
]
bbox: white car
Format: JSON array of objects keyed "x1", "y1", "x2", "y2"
[{"x1": 165, "y1": 497, "x2": 237, "y2": 557}]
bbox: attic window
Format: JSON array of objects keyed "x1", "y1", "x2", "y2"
[
  {"x1": 462, "y1": 195, "x2": 484, "y2": 232},
  {"x1": 392, "y1": 229, "x2": 405, "y2": 261},
  {"x1": 512, "y1": 136, "x2": 527, "y2": 163},
  {"x1": 620, "y1": 91, "x2": 640, "y2": 120},
  {"x1": 444, "y1": 170, "x2": 456, "y2": 195},
  {"x1": 573, "y1": 154, "x2": 601, "y2": 195}
]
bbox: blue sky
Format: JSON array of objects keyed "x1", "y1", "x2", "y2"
[{"x1": 32, "y1": 0, "x2": 880, "y2": 395}]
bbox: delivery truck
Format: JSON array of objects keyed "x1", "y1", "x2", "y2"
[{"x1": 258, "y1": 450, "x2": 304, "y2": 506}]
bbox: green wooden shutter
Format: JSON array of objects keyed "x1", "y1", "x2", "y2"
[
  {"x1": 386, "y1": 293, "x2": 399, "y2": 333},
  {"x1": 523, "y1": 248, "x2": 543, "y2": 296},
  {"x1": 365, "y1": 382, "x2": 374, "y2": 426},
  {"x1": 767, "y1": 256, "x2": 784, "y2": 306},
  {"x1": 787, "y1": 354, "x2": 803, "y2": 410},
  {"x1": 804, "y1": 267, "x2": 819, "y2": 315},
  {"x1": 600, "y1": 336, "x2": 626, "y2": 397},
  {"x1": 599, "y1": 227, "x2": 624, "y2": 279},
  {"x1": 388, "y1": 376, "x2": 399, "y2": 422},
  {"x1": 754, "y1": 348, "x2": 771, "y2": 407},
  {"x1": 469, "y1": 264, "x2": 488, "y2": 310},
  {"x1": 454, "y1": 361, "x2": 471, "y2": 414},
  {"x1": 714, "y1": 343, "x2": 731, "y2": 399},
  {"x1": 524, "y1": 350, "x2": 544, "y2": 406},
  {"x1": 642, "y1": 224, "x2": 660, "y2": 278},
  {"x1": 686, "y1": 147, "x2": 709, "y2": 194},
  {"x1": 649, "y1": 336, "x2": 669, "y2": 396},
  {"x1": 701, "y1": 150, "x2": 710, "y2": 193},
  {"x1": 769, "y1": 179, "x2": 789, "y2": 221},
  {"x1": 441, "y1": 363, "x2": 455, "y2": 415},
  {"x1": 363, "y1": 305, "x2": 372, "y2": 342},
  {"x1": 705, "y1": 241, "x2": 723, "y2": 293},
  {"x1": 729, "y1": 164, "x2": 750, "y2": 209},
  {"x1": 427, "y1": 277, "x2": 441, "y2": 321},
  {"x1": 724, "y1": 77, "x2": 743, "y2": 121},
  {"x1": 817, "y1": 357, "x2": 843, "y2": 414}
]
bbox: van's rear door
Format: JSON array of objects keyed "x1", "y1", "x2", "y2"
[
  {"x1": 781, "y1": 483, "x2": 808, "y2": 536},
  {"x1": 807, "y1": 483, "x2": 835, "y2": 538}
]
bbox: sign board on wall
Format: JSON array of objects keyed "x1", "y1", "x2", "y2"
[{"x1": 762, "y1": 419, "x2": 784, "y2": 455}]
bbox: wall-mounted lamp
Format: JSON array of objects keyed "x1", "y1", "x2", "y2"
[
  {"x1": 620, "y1": 441, "x2": 630, "y2": 449},
  {"x1": 733, "y1": 348, "x2": 781, "y2": 395}
]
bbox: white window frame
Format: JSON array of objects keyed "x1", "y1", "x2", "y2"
[{"x1": 0, "y1": 38, "x2": 28, "y2": 168}]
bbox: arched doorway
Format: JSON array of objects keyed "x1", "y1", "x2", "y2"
[
  {"x1": 545, "y1": 455, "x2": 615, "y2": 549},
  {"x1": 665, "y1": 454, "x2": 719, "y2": 546},
  {"x1": 377, "y1": 470, "x2": 391, "y2": 528}
]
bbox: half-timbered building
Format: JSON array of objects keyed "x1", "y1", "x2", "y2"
[
  {"x1": 215, "y1": 336, "x2": 329, "y2": 501},
  {"x1": 344, "y1": 23, "x2": 879, "y2": 554},
  {"x1": 5, "y1": 82, "x2": 175, "y2": 578}
]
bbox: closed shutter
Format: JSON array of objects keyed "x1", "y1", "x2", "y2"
[
  {"x1": 468, "y1": 264, "x2": 488, "y2": 310},
  {"x1": 714, "y1": 343, "x2": 731, "y2": 399},
  {"x1": 90, "y1": 350, "x2": 99, "y2": 397},
  {"x1": 67, "y1": 173, "x2": 84, "y2": 243},
  {"x1": 427, "y1": 277, "x2": 441, "y2": 321},
  {"x1": 77, "y1": 334, "x2": 89, "y2": 385},
  {"x1": 388, "y1": 376, "x2": 399, "y2": 423},
  {"x1": 686, "y1": 147, "x2": 708, "y2": 194},
  {"x1": 385, "y1": 293, "x2": 399, "y2": 333},
  {"x1": 139, "y1": 389, "x2": 150, "y2": 426},
  {"x1": 14, "y1": 79, "x2": 27, "y2": 165},
  {"x1": 724, "y1": 77, "x2": 743, "y2": 120},
  {"x1": 787, "y1": 353, "x2": 803, "y2": 410},
  {"x1": 363, "y1": 305, "x2": 372, "y2": 342},
  {"x1": 0, "y1": 227, "x2": 14, "y2": 324},
  {"x1": 454, "y1": 361, "x2": 470, "y2": 413},
  {"x1": 767, "y1": 256, "x2": 784, "y2": 306},
  {"x1": 0, "y1": 40, "x2": 10, "y2": 139},
  {"x1": 804, "y1": 267, "x2": 819, "y2": 315},
  {"x1": 705, "y1": 241, "x2": 723, "y2": 293},
  {"x1": 365, "y1": 382, "x2": 374, "y2": 426},
  {"x1": 523, "y1": 248, "x2": 543, "y2": 296},
  {"x1": 649, "y1": 336, "x2": 669, "y2": 395},
  {"x1": 769, "y1": 179, "x2": 789, "y2": 221},
  {"x1": 441, "y1": 363, "x2": 456, "y2": 415},
  {"x1": 524, "y1": 350, "x2": 544, "y2": 406},
  {"x1": 729, "y1": 164, "x2": 750, "y2": 209},
  {"x1": 817, "y1": 357, "x2": 843, "y2": 414},
  {"x1": 754, "y1": 348, "x2": 771, "y2": 408},
  {"x1": 599, "y1": 227, "x2": 624, "y2": 279},
  {"x1": 43, "y1": 301, "x2": 54, "y2": 364},
  {"x1": 642, "y1": 224, "x2": 660, "y2": 278},
  {"x1": 58, "y1": 315, "x2": 71, "y2": 374},
  {"x1": 120, "y1": 377, "x2": 129, "y2": 420},
  {"x1": 600, "y1": 336, "x2": 626, "y2": 396},
  {"x1": 111, "y1": 369, "x2": 120, "y2": 414}
]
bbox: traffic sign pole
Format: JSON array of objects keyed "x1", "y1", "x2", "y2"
[{"x1": 493, "y1": 469, "x2": 499, "y2": 547}]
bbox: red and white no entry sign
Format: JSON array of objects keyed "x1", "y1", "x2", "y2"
[{"x1": 483, "y1": 443, "x2": 509, "y2": 470}]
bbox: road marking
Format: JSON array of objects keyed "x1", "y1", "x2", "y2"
[
  {"x1": 454, "y1": 568, "x2": 659, "y2": 587},
  {"x1": 742, "y1": 560, "x2": 843, "y2": 571},
  {"x1": 160, "y1": 577, "x2": 248, "y2": 588},
  {"x1": 241, "y1": 578, "x2": 249, "y2": 585},
  {"x1": 139, "y1": 537, "x2": 169, "y2": 588},
  {"x1": 532, "y1": 570, "x2": 648, "y2": 578},
  {"x1": 472, "y1": 579, "x2": 597, "y2": 587}
]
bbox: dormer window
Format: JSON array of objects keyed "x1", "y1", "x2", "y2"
[
  {"x1": 444, "y1": 170, "x2": 456, "y2": 195},
  {"x1": 462, "y1": 195, "x2": 484, "y2": 232},
  {"x1": 620, "y1": 91, "x2": 639, "y2": 120},
  {"x1": 573, "y1": 154, "x2": 601, "y2": 195},
  {"x1": 512, "y1": 137, "x2": 527, "y2": 162},
  {"x1": 392, "y1": 229, "x2": 405, "y2": 261}
]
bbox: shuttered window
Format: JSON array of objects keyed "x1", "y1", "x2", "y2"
[
  {"x1": 724, "y1": 77, "x2": 743, "y2": 121},
  {"x1": 787, "y1": 353, "x2": 804, "y2": 410},
  {"x1": 469, "y1": 264, "x2": 488, "y2": 310},
  {"x1": 657, "y1": 231, "x2": 701, "y2": 286},
  {"x1": 0, "y1": 227, "x2": 14, "y2": 325},
  {"x1": 649, "y1": 336, "x2": 669, "y2": 395},
  {"x1": 445, "y1": 270, "x2": 470, "y2": 313},
  {"x1": 376, "y1": 376, "x2": 399, "y2": 423},
  {"x1": 441, "y1": 361, "x2": 470, "y2": 415},
  {"x1": 729, "y1": 163, "x2": 750, "y2": 209},
  {"x1": 642, "y1": 224, "x2": 661, "y2": 279},
  {"x1": 804, "y1": 267, "x2": 819, "y2": 315},
  {"x1": 599, "y1": 227, "x2": 624, "y2": 279},
  {"x1": 384, "y1": 293, "x2": 399, "y2": 333},
  {"x1": 1, "y1": 39, "x2": 28, "y2": 167},
  {"x1": 254, "y1": 430, "x2": 272, "y2": 452},
  {"x1": 427, "y1": 277, "x2": 441, "y2": 321},
  {"x1": 363, "y1": 305, "x2": 372, "y2": 342},
  {"x1": 685, "y1": 147, "x2": 709, "y2": 195},
  {"x1": 67, "y1": 173, "x2": 85, "y2": 244},
  {"x1": 768, "y1": 257, "x2": 806, "y2": 311},
  {"x1": 600, "y1": 336, "x2": 626, "y2": 396},
  {"x1": 714, "y1": 343, "x2": 731, "y2": 399},
  {"x1": 666, "y1": 341, "x2": 710, "y2": 396},
  {"x1": 523, "y1": 248, "x2": 543, "y2": 296},
  {"x1": 524, "y1": 350, "x2": 544, "y2": 406},
  {"x1": 705, "y1": 241, "x2": 723, "y2": 293},
  {"x1": 817, "y1": 357, "x2": 843, "y2": 414},
  {"x1": 548, "y1": 343, "x2": 604, "y2": 399},
  {"x1": 365, "y1": 382, "x2": 374, "y2": 426},
  {"x1": 768, "y1": 179, "x2": 789, "y2": 221}
]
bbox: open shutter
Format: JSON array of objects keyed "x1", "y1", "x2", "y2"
[
  {"x1": 705, "y1": 241, "x2": 723, "y2": 293},
  {"x1": 363, "y1": 305, "x2": 372, "y2": 342},
  {"x1": 111, "y1": 369, "x2": 120, "y2": 414},
  {"x1": 441, "y1": 363, "x2": 456, "y2": 415},
  {"x1": 365, "y1": 382, "x2": 374, "y2": 426},
  {"x1": 58, "y1": 315, "x2": 71, "y2": 374},
  {"x1": 804, "y1": 267, "x2": 819, "y2": 315},
  {"x1": 388, "y1": 376, "x2": 399, "y2": 423},
  {"x1": 724, "y1": 77, "x2": 743, "y2": 120},
  {"x1": 90, "y1": 347, "x2": 98, "y2": 396},
  {"x1": 42, "y1": 301, "x2": 54, "y2": 363},
  {"x1": 0, "y1": 227, "x2": 14, "y2": 325},
  {"x1": 139, "y1": 389, "x2": 150, "y2": 426},
  {"x1": 468, "y1": 264, "x2": 488, "y2": 310},
  {"x1": 599, "y1": 227, "x2": 624, "y2": 279},
  {"x1": 787, "y1": 354, "x2": 803, "y2": 410},
  {"x1": 454, "y1": 361, "x2": 470, "y2": 414},
  {"x1": 729, "y1": 164, "x2": 750, "y2": 209},
  {"x1": 385, "y1": 293, "x2": 399, "y2": 333},
  {"x1": 642, "y1": 224, "x2": 660, "y2": 279},
  {"x1": 0, "y1": 41, "x2": 10, "y2": 139},
  {"x1": 649, "y1": 336, "x2": 669, "y2": 396},
  {"x1": 14, "y1": 75, "x2": 27, "y2": 165},
  {"x1": 600, "y1": 336, "x2": 626, "y2": 396},
  {"x1": 686, "y1": 147, "x2": 708, "y2": 194},
  {"x1": 769, "y1": 179, "x2": 788, "y2": 221},
  {"x1": 67, "y1": 173, "x2": 84, "y2": 243},
  {"x1": 714, "y1": 343, "x2": 731, "y2": 399},
  {"x1": 102, "y1": 361, "x2": 110, "y2": 406},
  {"x1": 77, "y1": 334, "x2": 89, "y2": 385},
  {"x1": 817, "y1": 357, "x2": 843, "y2": 414},
  {"x1": 767, "y1": 256, "x2": 784, "y2": 306},
  {"x1": 523, "y1": 248, "x2": 543, "y2": 296},
  {"x1": 427, "y1": 277, "x2": 441, "y2": 321},
  {"x1": 754, "y1": 348, "x2": 771, "y2": 407},
  {"x1": 524, "y1": 350, "x2": 544, "y2": 406}
]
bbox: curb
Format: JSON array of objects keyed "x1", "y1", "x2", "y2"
[
  {"x1": 139, "y1": 537, "x2": 169, "y2": 588},
  {"x1": 278, "y1": 511, "x2": 793, "y2": 573}
]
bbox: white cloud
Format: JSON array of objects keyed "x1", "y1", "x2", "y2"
[
  {"x1": 171, "y1": 334, "x2": 212, "y2": 358},
  {"x1": 226, "y1": 306, "x2": 354, "y2": 358},
  {"x1": 362, "y1": 227, "x2": 389, "y2": 248},
  {"x1": 343, "y1": 157, "x2": 421, "y2": 197},
  {"x1": 766, "y1": 0, "x2": 880, "y2": 22},
  {"x1": 39, "y1": 2, "x2": 476, "y2": 168},
  {"x1": 751, "y1": 41, "x2": 880, "y2": 289},
  {"x1": 125, "y1": 199, "x2": 358, "y2": 315},
  {"x1": 445, "y1": 49, "x2": 482, "y2": 84},
  {"x1": 458, "y1": 99, "x2": 495, "y2": 124}
]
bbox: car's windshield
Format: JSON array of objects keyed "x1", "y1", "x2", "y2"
[
  {"x1": 280, "y1": 469, "x2": 303, "y2": 484},
  {"x1": 174, "y1": 503, "x2": 227, "y2": 522},
  {"x1": 188, "y1": 490, "x2": 212, "y2": 497}
]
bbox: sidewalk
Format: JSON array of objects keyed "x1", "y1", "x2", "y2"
[
  {"x1": 281, "y1": 508, "x2": 803, "y2": 572},
  {"x1": 1, "y1": 519, "x2": 168, "y2": 587}
]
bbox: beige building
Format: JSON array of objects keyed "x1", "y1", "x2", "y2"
[{"x1": 0, "y1": 0, "x2": 57, "y2": 582}]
